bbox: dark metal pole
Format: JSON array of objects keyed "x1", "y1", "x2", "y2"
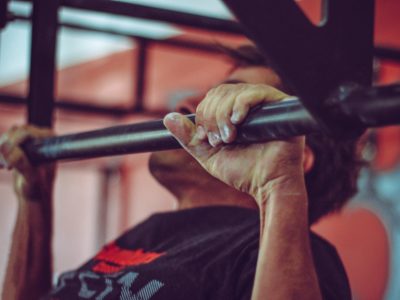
[
  {"x1": 21, "y1": 84, "x2": 400, "y2": 164},
  {"x1": 0, "y1": 0, "x2": 9, "y2": 29},
  {"x1": 62, "y1": 0, "x2": 242, "y2": 35},
  {"x1": 22, "y1": 98, "x2": 317, "y2": 163},
  {"x1": 96, "y1": 165, "x2": 116, "y2": 249},
  {"x1": 0, "y1": 93, "x2": 168, "y2": 117},
  {"x1": 7, "y1": 14, "x2": 226, "y2": 54},
  {"x1": 16, "y1": 0, "x2": 242, "y2": 35},
  {"x1": 339, "y1": 84, "x2": 400, "y2": 127},
  {"x1": 133, "y1": 39, "x2": 147, "y2": 112},
  {"x1": 27, "y1": 0, "x2": 60, "y2": 127},
  {"x1": 9, "y1": 14, "x2": 400, "y2": 63},
  {"x1": 374, "y1": 46, "x2": 400, "y2": 63}
]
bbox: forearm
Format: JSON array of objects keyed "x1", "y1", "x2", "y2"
[
  {"x1": 0, "y1": 126, "x2": 55, "y2": 299},
  {"x1": 251, "y1": 176, "x2": 322, "y2": 300},
  {"x1": 2, "y1": 194, "x2": 53, "y2": 300}
]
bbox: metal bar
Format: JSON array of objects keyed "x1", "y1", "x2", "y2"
[
  {"x1": 96, "y1": 165, "x2": 115, "y2": 249},
  {"x1": 17, "y1": 0, "x2": 242, "y2": 35},
  {"x1": 11, "y1": 14, "x2": 400, "y2": 61},
  {"x1": 21, "y1": 84, "x2": 400, "y2": 164},
  {"x1": 119, "y1": 164, "x2": 131, "y2": 231},
  {"x1": 11, "y1": 14, "x2": 223, "y2": 54},
  {"x1": 22, "y1": 98, "x2": 317, "y2": 163},
  {"x1": 339, "y1": 84, "x2": 400, "y2": 127},
  {"x1": 54, "y1": 100, "x2": 129, "y2": 116},
  {"x1": 133, "y1": 39, "x2": 147, "y2": 112},
  {"x1": 63, "y1": 0, "x2": 242, "y2": 35},
  {"x1": 374, "y1": 46, "x2": 400, "y2": 63},
  {"x1": 27, "y1": 0, "x2": 60, "y2": 127},
  {"x1": 0, "y1": 93, "x2": 168, "y2": 117},
  {"x1": 0, "y1": 0, "x2": 9, "y2": 29}
]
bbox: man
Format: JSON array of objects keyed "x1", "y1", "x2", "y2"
[{"x1": 0, "y1": 45, "x2": 361, "y2": 299}]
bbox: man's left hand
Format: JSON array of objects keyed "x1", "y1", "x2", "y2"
[{"x1": 163, "y1": 83, "x2": 305, "y2": 206}]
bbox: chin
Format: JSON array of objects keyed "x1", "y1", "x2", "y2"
[
  {"x1": 149, "y1": 149, "x2": 196, "y2": 176},
  {"x1": 149, "y1": 149, "x2": 208, "y2": 187}
]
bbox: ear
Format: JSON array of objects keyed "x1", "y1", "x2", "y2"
[{"x1": 303, "y1": 145, "x2": 315, "y2": 173}]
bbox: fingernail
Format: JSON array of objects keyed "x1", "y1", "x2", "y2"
[
  {"x1": 207, "y1": 132, "x2": 221, "y2": 147},
  {"x1": 282, "y1": 96, "x2": 297, "y2": 102},
  {"x1": 220, "y1": 124, "x2": 231, "y2": 143},
  {"x1": 230, "y1": 111, "x2": 241, "y2": 124},
  {"x1": 165, "y1": 112, "x2": 181, "y2": 122},
  {"x1": 196, "y1": 126, "x2": 206, "y2": 140}
]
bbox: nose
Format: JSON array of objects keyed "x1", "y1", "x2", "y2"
[{"x1": 174, "y1": 96, "x2": 203, "y2": 115}]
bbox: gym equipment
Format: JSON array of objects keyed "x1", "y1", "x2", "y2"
[
  {"x1": 1, "y1": 0, "x2": 399, "y2": 164},
  {"x1": 22, "y1": 84, "x2": 400, "y2": 163}
]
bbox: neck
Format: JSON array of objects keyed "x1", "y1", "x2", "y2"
[{"x1": 175, "y1": 181, "x2": 258, "y2": 211}]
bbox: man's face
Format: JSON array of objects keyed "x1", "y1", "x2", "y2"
[{"x1": 149, "y1": 66, "x2": 282, "y2": 184}]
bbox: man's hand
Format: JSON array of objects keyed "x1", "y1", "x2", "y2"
[
  {"x1": 0, "y1": 125, "x2": 55, "y2": 201},
  {"x1": 165, "y1": 83, "x2": 322, "y2": 300},
  {"x1": 1, "y1": 125, "x2": 55, "y2": 299},
  {"x1": 163, "y1": 83, "x2": 305, "y2": 205}
]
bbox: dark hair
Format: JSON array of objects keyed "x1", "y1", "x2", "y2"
[
  {"x1": 221, "y1": 44, "x2": 365, "y2": 223},
  {"x1": 218, "y1": 44, "x2": 294, "y2": 94},
  {"x1": 217, "y1": 44, "x2": 273, "y2": 68}
]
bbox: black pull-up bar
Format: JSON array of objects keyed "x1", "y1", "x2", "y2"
[
  {"x1": 22, "y1": 98, "x2": 317, "y2": 163},
  {"x1": 22, "y1": 84, "x2": 400, "y2": 163}
]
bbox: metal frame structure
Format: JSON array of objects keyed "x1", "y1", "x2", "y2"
[
  {"x1": 0, "y1": 0, "x2": 242, "y2": 117},
  {"x1": 42, "y1": 0, "x2": 242, "y2": 34},
  {"x1": 223, "y1": 0, "x2": 375, "y2": 137},
  {"x1": 0, "y1": 0, "x2": 400, "y2": 162},
  {"x1": 2, "y1": 3, "x2": 400, "y2": 298},
  {"x1": 0, "y1": 0, "x2": 9, "y2": 29},
  {"x1": 1, "y1": 0, "x2": 400, "y2": 118},
  {"x1": 27, "y1": 0, "x2": 59, "y2": 127}
]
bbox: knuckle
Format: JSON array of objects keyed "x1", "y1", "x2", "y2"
[
  {"x1": 215, "y1": 84, "x2": 233, "y2": 95},
  {"x1": 216, "y1": 106, "x2": 229, "y2": 121},
  {"x1": 206, "y1": 87, "x2": 217, "y2": 97},
  {"x1": 195, "y1": 104, "x2": 204, "y2": 120},
  {"x1": 201, "y1": 113, "x2": 216, "y2": 130},
  {"x1": 215, "y1": 84, "x2": 226, "y2": 91},
  {"x1": 236, "y1": 93, "x2": 246, "y2": 103},
  {"x1": 257, "y1": 83, "x2": 272, "y2": 90},
  {"x1": 235, "y1": 94, "x2": 250, "y2": 107},
  {"x1": 196, "y1": 100, "x2": 206, "y2": 113},
  {"x1": 237, "y1": 83, "x2": 248, "y2": 89}
]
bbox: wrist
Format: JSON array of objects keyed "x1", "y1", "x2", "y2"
[
  {"x1": 14, "y1": 168, "x2": 55, "y2": 202},
  {"x1": 256, "y1": 175, "x2": 309, "y2": 236},
  {"x1": 255, "y1": 173, "x2": 306, "y2": 202}
]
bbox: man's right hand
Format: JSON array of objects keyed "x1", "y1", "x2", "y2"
[
  {"x1": 1, "y1": 125, "x2": 55, "y2": 300},
  {"x1": 0, "y1": 125, "x2": 55, "y2": 201}
]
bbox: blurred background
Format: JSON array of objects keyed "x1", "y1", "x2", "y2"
[{"x1": 0, "y1": 0, "x2": 399, "y2": 299}]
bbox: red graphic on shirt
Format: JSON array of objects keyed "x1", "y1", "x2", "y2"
[{"x1": 91, "y1": 242, "x2": 165, "y2": 274}]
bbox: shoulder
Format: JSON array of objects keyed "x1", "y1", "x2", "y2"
[{"x1": 310, "y1": 232, "x2": 352, "y2": 300}]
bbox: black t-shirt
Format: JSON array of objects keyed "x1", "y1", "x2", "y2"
[{"x1": 46, "y1": 206, "x2": 351, "y2": 300}]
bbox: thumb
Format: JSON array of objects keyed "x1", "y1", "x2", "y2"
[
  {"x1": 163, "y1": 112, "x2": 196, "y2": 146},
  {"x1": 163, "y1": 113, "x2": 214, "y2": 163}
]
